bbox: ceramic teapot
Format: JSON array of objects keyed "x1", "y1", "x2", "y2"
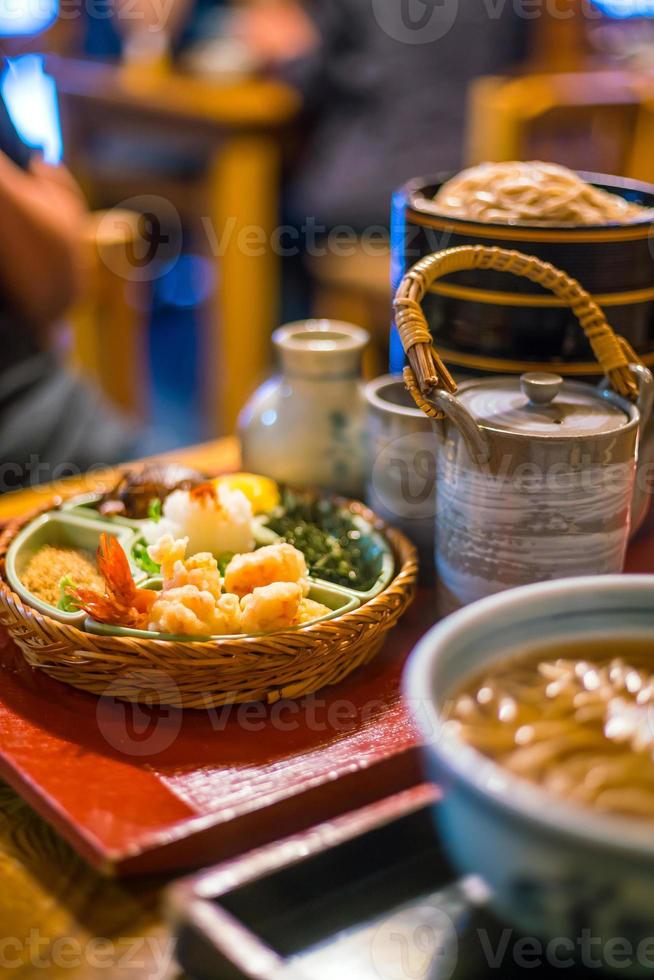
[{"x1": 394, "y1": 245, "x2": 654, "y2": 616}]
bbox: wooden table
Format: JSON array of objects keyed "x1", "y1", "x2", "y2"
[
  {"x1": 0, "y1": 440, "x2": 242, "y2": 979},
  {"x1": 48, "y1": 56, "x2": 300, "y2": 435},
  {"x1": 0, "y1": 437, "x2": 423, "y2": 978},
  {"x1": 0, "y1": 438, "x2": 239, "y2": 523},
  {"x1": 1, "y1": 439, "x2": 653, "y2": 978}
]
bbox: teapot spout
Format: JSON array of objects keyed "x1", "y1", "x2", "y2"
[{"x1": 428, "y1": 389, "x2": 491, "y2": 464}]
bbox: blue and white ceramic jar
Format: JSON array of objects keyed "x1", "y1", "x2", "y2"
[{"x1": 239, "y1": 320, "x2": 369, "y2": 497}]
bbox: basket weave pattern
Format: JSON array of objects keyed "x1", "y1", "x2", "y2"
[
  {"x1": 394, "y1": 244, "x2": 643, "y2": 417},
  {"x1": 0, "y1": 505, "x2": 418, "y2": 708}
]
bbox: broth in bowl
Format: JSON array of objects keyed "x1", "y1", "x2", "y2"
[
  {"x1": 404, "y1": 577, "x2": 654, "y2": 970},
  {"x1": 447, "y1": 635, "x2": 654, "y2": 820}
]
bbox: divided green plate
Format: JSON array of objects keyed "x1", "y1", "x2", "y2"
[
  {"x1": 83, "y1": 580, "x2": 360, "y2": 641},
  {"x1": 60, "y1": 493, "x2": 146, "y2": 530},
  {"x1": 6, "y1": 489, "x2": 397, "y2": 639},
  {"x1": 5, "y1": 512, "x2": 140, "y2": 626},
  {"x1": 67, "y1": 492, "x2": 396, "y2": 599}
]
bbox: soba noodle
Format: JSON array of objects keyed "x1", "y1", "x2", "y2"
[
  {"x1": 448, "y1": 637, "x2": 654, "y2": 821},
  {"x1": 430, "y1": 161, "x2": 652, "y2": 226}
]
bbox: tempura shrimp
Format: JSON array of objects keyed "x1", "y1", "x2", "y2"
[
  {"x1": 239, "y1": 582, "x2": 303, "y2": 634},
  {"x1": 224, "y1": 543, "x2": 309, "y2": 598},
  {"x1": 66, "y1": 533, "x2": 157, "y2": 628},
  {"x1": 148, "y1": 586, "x2": 241, "y2": 637},
  {"x1": 148, "y1": 535, "x2": 223, "y2": 599},
  {"x1": 147, "y1": 535, "x2": 188, "y2": 582}
]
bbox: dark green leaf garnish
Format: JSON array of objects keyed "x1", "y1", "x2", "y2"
[{"x1": 262, "y1": 489, "x2": 384, "y2": 591}]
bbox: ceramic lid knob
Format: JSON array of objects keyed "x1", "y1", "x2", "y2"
[{"x1": 520, "y1": 372, "x2": 564, "y2": 406}]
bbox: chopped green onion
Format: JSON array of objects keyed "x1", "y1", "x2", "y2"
[
  {"x1": 132, "y1": 540, "x2": 160, "y2": 576},
  {"x1": 216, "y1": 552, "x2": 235, "y2": 575},
  {"x1": 57, "y1": 575, "x2": 81, "y2": 612},
  {"x1": 147, "y1": 497, "x2": 162, "y2": 522}
]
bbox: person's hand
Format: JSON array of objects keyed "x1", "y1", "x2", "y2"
[{"x1": 231, "y1": 0, "x2": 318, "y2": 66}]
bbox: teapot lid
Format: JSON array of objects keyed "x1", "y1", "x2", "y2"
[{"x1": 457, "y1": 372, "x2": 631, "y2": 437}]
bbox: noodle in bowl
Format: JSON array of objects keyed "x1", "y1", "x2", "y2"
[
  {"x1": 429, "y1": 161, "x2": 653, "y2": 226},
  {"x1": 404, "y1": 575, "x2": 654, "y2": 975},
  {"x1": 390, "y1": 168, "x2": 654, "y2": 381},
  {"x1": 390, "y1": 165, "x2": 654, "y2": 535}
]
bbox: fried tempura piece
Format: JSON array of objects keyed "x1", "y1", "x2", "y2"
[
  {"x1": 239, "y1": 582, "x2": 303, "y2": 634},
  {"x1": 224, "y1": 543, "x2": 309, "y2": 598},
  {"x1": 148, "y1": 586, "x2": 241, "y2": 637}
]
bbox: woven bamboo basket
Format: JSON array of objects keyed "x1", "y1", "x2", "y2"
[{"x1": 0, "y1": 500, "x2": 417, "y2": 709}]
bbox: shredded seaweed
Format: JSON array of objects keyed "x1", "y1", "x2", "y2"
[{"x1": 262, "y1": 489, "x2": 384, "y2": 591}]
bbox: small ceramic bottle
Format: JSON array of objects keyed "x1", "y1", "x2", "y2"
[{"x1": 239, "y1": 320, "x2": 369, "y2": 497}]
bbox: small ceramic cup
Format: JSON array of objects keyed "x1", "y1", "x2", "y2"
[
  {"x1": 404, "y1": 575, "x2": 654, "y2": 977},
  {"x1": 364, "y1": 374, "x2": 436, "y2": 581}
]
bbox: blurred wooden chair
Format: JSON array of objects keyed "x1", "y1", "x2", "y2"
[
  {"x1": 309, "y1": 245, "x2": 392, "y2": 379},
  {"x1": 465, "y1": 71, "x2": 644, "y2": 176},
  {"x1": 67, "y1": 209, "x2": 150, "y2": 418},
  {"x1": 309, "y1": 72, "x2": 649, "y2": 376},
  {"x1": 627, "y1": 88, "x2": 654, "y2": 185}
]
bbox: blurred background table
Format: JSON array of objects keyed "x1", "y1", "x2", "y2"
[{"x1": 49, "y1": 55, "x2": 299, "y2": 436}]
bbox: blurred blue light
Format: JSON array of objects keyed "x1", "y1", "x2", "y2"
[
  {"x1": 1, "y1": 56, "x2": 62, "y2": 164},
  {"x1": 0, "y1": 0, "x2": 58, "y2": 36},
  {"x1": 589, "y1": 0, "x2": 654, "y2": 16},
  {"x1": 261, "y1": 410, "x2": 277, "y2": 426},
  {"x1": 389, "y1": 188, "x2": 408, "y2": 374},
  {"x1": 157, "y1": 254, "x2": 214, "y2": 309}
]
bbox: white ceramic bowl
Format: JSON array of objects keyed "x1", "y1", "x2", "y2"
[{"x1": 404, "y1": 575, "x2": 654, "y2": 976}]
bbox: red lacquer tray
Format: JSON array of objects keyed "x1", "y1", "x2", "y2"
[
  {"x1": 0, "y1": 587, "x2": 434, "y2": 876},
  {"x1": 0, "y1": 508, "x2": 652, "y2": 877}
]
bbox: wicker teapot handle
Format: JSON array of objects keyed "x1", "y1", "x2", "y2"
[{"x1": 393, "y1": 244, "x2": 642, "y2": 419}]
